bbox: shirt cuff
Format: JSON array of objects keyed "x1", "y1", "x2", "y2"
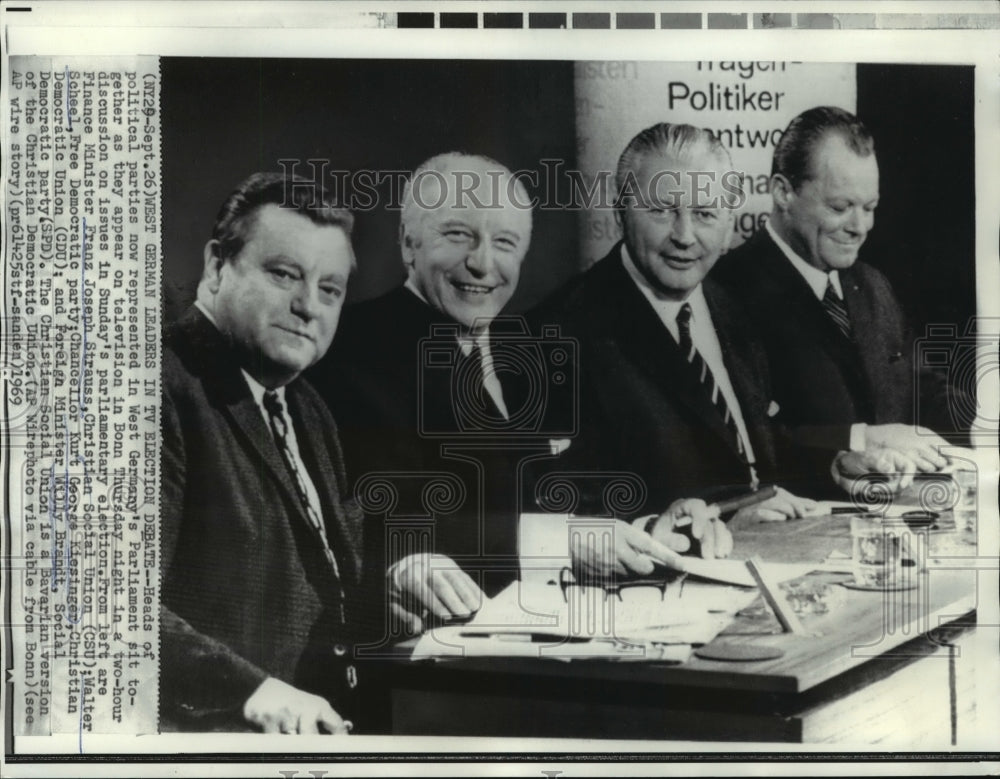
[{"x1": 849, "y1": 423, "x2": 867, "y2": 452}]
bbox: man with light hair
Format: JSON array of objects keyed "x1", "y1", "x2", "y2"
[
  {"x1": 534, "y1": 122, "x2": 823, "y2": 571},
  {"x1": 313, "y1": 153, "x2": 540, "y2": 629}
]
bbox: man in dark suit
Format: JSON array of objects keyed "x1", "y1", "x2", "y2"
[
  {"x1": 162, "y1": 173, "x2": 372, "y2": 733},
  {"x1": 536, "y1": 123, "x2": 818, "y2": 576},
  {"x1": 313, "y1": 153, "x2": 536, "y2": 626},
  {"x1": 313, "y1": 152, "x2": 699, "y2": 620},
  {"x1": 714, "y1": 107, "x2": 957, "y2": 481}
]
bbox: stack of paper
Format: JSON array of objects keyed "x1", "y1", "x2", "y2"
[{"x1": 411, "y1": 579, "x2": 760, "y2": 662}]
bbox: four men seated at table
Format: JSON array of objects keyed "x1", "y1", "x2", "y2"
[{"x1": 162, "y1": 107, "x2": 968, "y2": 733}]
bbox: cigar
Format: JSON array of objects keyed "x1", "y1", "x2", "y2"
[{"x1": 713, "y1": 484, "x2": 778, "y2": 517}]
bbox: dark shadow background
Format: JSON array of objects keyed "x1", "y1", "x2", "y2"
[
  {"x1": 856, "y1": 63, "x2": 976, "y2": 336},
  {"x1": 162, "y1": 59, "x2": 975, "y2": 339},
  {"x1": 161, "y1": 58, "x2": 578, "y2": 322}
]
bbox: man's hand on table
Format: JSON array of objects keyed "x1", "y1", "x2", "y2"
[
  {"x1": 571, "y1": 498, "x2": 733, "y2": 581},
  {"x1": 832, "y1": 447, "x2": 926, "y2": 494},
  {"x1": 243, "y1": 677, "x2": 351, "y2": 734},
  {"x1": 389, "y1": 553, "x2": 484, "y2": 632},
  {"x1": 862, "y1": 423, "x2": 950, "y2": 473},
  {"x1": 571, "y1": 519, "x2": 687, "y2": 580},
  {"x1": 647, "y1": 498, "x2": 734, "y2": 560},
  {"x1": 730, "y1": 487, "x2": 819, "y2": 523}
]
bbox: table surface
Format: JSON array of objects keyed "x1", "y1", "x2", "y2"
[{"x1": 403, "y1": 504, "x2": 980, "y2": 696}]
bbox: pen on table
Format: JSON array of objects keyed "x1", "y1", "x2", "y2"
[
  {"x1": 460, "y1": 631, "x2": 589, "y2": 643},
  {"x1": 672, "y1": 485, "x2": 779, "y2": 528}
]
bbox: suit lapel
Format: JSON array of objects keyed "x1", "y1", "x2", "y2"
[
  {"x1": 705, "y1": 280, "x2": 764, "y2": 421},
  {"x1": 840, "y1": 266, "x2": 882, "y2": 406},
  {"x1": 218, "y1": 378, "x2": 318, "y2": 542},
  {"x1": 756, "y1": 234, "x2": 865, "y2": 376},
  {"x1": 287, "y1": 385, "x2": 361, "y2": 587},
  {"x1": 705, "y1": 279, "x2": 774, "y2": 466},
  {"x1": 599, "y1": 257, "x2": 737, "y2": 456},
  {"x1": 179, "y1": 309, "x2": 341, "y2": 580}
]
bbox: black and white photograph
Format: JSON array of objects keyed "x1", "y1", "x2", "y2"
[{"x1": 2, "y1": 3, "x2": 998, "y2": 777}]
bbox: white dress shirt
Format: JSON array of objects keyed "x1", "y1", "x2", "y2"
[
  {"x1": 766, "y1": 220, "x2": 845, "y2": 301},
  {"x1": 764, "y1": 221, "x2": 866, "y2": 451},
  {"x1": 621, "y1": 245, "x2": 756, "y2": 464},
  {"x1": 405, "y1": 278, "x2": 510, "y2": 419}
]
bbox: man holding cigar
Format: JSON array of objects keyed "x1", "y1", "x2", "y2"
[{"x1": 536, "y1": 122, "x2": 818, "y2": 579}]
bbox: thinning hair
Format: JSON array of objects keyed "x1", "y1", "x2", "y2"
[
  {"x1": 772, "y1": 106, "x2": 875, "y2": 190},
  {"x1": 210, "y1": 171, "x2": 354, "y2": 266},
  {"x1": 615, "y1": 122, "x2": 735, "y2": 208},
  {"x1": 399, "y1": 152, "x2": 529, "y2": 243}
]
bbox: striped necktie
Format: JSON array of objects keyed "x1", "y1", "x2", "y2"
[
  {"x1": 822, "y1": 278, "x2": 853, "y2": 339},
  {"x1": 263, "y1": 390, "x2": 346, "y2": 623},
  {"x1": 676, "y1": 303, "x2": 748, "y2": 463}
]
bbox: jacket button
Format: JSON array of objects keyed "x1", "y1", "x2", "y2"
[
  {"x1": 334, "y1": 643, "x2": 347, "y2": 657},
  {"x1": 346, "y1": 664, "x2": 358, "y2": 689}
]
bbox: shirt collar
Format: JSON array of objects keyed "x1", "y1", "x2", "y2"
[
  {"x1": 241, "y1": 368, "x2": 286, "y2": 409},
  {"x1": 194, "y1": 299, "x2": 218, "y2": 327},
  {"x1": 458, "y1": 330, "x2": 492, "y2": 357},
  {"x1": 195, "y1": 301, "x2": 289, "y2": 403},
  {"x1": 403, "y1": 276, "x2": 428, "y2": 304},
  {"x1": 404, "y1": 278, "x2": 492, "y2": 352},
  {"x1": 621, "y1": 243, "x2": 709, "y2": 337},
  {"x1": 765, "y1": 220, "x2": 843, "y2": 300}
]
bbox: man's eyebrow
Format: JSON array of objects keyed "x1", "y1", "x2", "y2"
[
  {"x1": 263, "y1": 254, "x2": 303, "y2": 267},
  {"x1": 493, "y1": 228, "x2": 523, "y2": 242},
  {"x1": 320, "y1": 272, "x2": 348, "y2": 285}
]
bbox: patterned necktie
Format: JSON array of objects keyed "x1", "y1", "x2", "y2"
[
  {"x1": 676, "y1": 303, "x2": 748, "y2": 463},
  {"x1": 263, "y1": 390, "x2": 345, "y2": 622},
  {"x1": 822, "y1": 278, "x2": 853, "y2": 340}
]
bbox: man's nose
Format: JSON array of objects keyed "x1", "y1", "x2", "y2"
[
  {"x1": 845, "y1": 207, "x2": 872, "y2": 236},
  {"x1": 669, "y1": 210, "x2": 696, "y2": 248},
  {"x1": 290, "y1": 282, "x2": 320, "y2": 319},
  {"x1": 464, "y1": 238, "x2": 494, "y2": 276}
]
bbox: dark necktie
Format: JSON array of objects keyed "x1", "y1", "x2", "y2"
[
  {"x1": 676, "y1": 303, "x2": 748, "y2": 463},
  {"x1": 822, "y1": 278, "x2": 853, "y2": 340},
  {"x1": 459, "y1": 340, "x2": 504, "y2": 422},
  {"x1": 263, "y1": 390, "x2": 346, "y2": 623}
]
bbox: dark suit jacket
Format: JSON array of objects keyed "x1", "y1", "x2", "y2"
[
  {"x1": 531, "y1": 245, "x2": 785, "y2": 514},
  {"x1": 714, "y1": 229, "x2": 964, "y2": 454},
  {"x1": 311, "y1": 286, "x2": 548, "y2": 595},
  {"x1": 161, "y1": 307, "x2": 369, "y2": 730}
]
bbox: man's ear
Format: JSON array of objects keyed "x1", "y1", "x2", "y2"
[
  {"x1": 399, "y1": 226, "x2": 416, "y2": 270},
  {"x1": 613, "y1": 207, "x2": 625, "y2": 236},
  {"x1": 202, "y1": 240, "x2": 224, "y2": 293},
  {"x1": 770, "y1": 174, "x2": 794, "y2": 212},
  {"x1": 720, "y1": 211, "x2": 736, "y2": 253}
]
